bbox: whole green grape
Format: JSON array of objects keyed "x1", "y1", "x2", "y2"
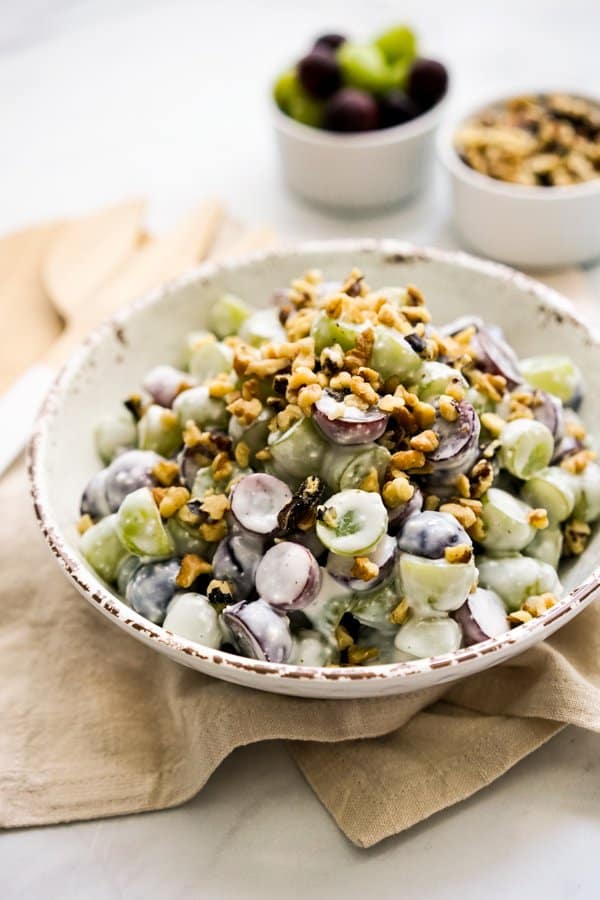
[
  {"x1": 374, "y1": 25, "x2": 417, "y2": 64},
  {"x1": 337, "y1": 42, "x2": 397, "y2": 94}
]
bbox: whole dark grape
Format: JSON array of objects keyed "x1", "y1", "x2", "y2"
[
  {"x1": 298, "y1": 49, "x2": 342, "y2": 99},
  {"x1": 323, "y1": 88, "x2": 379, "y2": 132},
  {"x1": 406, "y1": 58, "x2": 448, "y2": 111},
  {"x1": 378, "y1": 90, "x2": 419, "y2": 128},
  {"x1": 313, "y1": 33, "x2": 346, "y2": 52}
]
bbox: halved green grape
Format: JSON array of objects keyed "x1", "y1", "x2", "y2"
[
  {"x1": 116, "y1": 487, "x2": 175, "y2": 557},
  {"x1": 316, "y1": 490, "x2": 388, "y2": 556},
  {"x1": 397, "y1": 552, "x2": 476, "y2": 613},
  {"x1": 374, "y1": 25, "x2": 417, "y2": 65},
  {"x1": 94, "y1": 411, "x2": 137, "y2": 464},
  {"x1": 163, "y1": 592, "x2": 221, "y2": 648},
  {"x1": 337, "y1": 42, "x2": 396, "y2": 93},
  {"x1": 80, "y1": 514, "x2": 128, "y2": 584},
  {"x1": 394, "y1": 617, "x2": 462, "y2": 658},
  {"x1": 413, "y1": 361, "x2": 468, "y2": 403},
  {"x1": 302, "y1": 569, "x2": 353, "y2": 643},
  {"x1": 321, "y1": 442, "x2": 391, "y2": 492},
  {"x1": 465, "y1": 385, "x2": 495, "y2": 416},
  {"x1": 137, "y1": 404, "x2": 182, "y2": 457},
  {"x1": 521, "y1": 466, "x2": 578, "y2": 524},
  {"x1": 499, "y1": 418, "x2": 554, "y2": 480},
  {"x1": 183, "y1": 330, "x2": 214, "y2": 368},
  {"x1": 238, "y1": 308, "x2": 286, "y2": 346},
  {"x1": 524, "y1": 527, "x2": 563, "y2": 569},
  {"x1": 273, "y1": 68, "x2": 299, "y2": 113},
  {"x1": 188, "y1": 340, "x2": 233, "y2": 382},
  {"x1": 477, "y1": 554, "x2": 562, "y2": 611},
  {"x1": 479, "y1": 488, "x2": 536, "y2": 553},
  {"x1": 370, "y1": 324, "x2": 422, "y2": 380},
  {"x1": 268, "y1": 417, "x2": 327, "y2": 480},
  {"x1": 209, "y1": 293, "x2": 250, "y2": 339},
  {"x1": 520, "y1": 354, "x2": 582, "y2": 404},
  {"x1": 173, "y1": 385, "x2": 228, "y2": 429},
  {"x1": 572, "y1": 462, "x2": 600, "y2": 523},
  {"x1": 310, "y1": 311, "x2": 367, "y2": 354}
]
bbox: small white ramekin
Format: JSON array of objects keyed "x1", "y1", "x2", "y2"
[
  {"x1": 438, "y1": 96, "x2": 600, "y2": 269},
  {"x1": 272, "y1": 95, "x2": 447, "y2": 213}
]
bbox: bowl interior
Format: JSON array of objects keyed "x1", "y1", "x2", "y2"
[{"x1": 32, "y1": 241, "x2": 600, "y2": 693}]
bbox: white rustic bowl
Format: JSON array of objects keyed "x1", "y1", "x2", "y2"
[
  {"x1": 30, "y1": 240, "x2": 600, "y2": 699},
  {"x1": 438, "y1": 94, "x2": 600, "y2": 269},
  {"x1": 273, "y1": 97, "x2": 446, "y2": 213}
]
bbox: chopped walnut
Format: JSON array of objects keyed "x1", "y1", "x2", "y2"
[
  {"x1": 439, "y1": 395, "x2": 459, "y2": 422},
  {"x1": 152, "y1": 459, "x2": 180, "y2": 487},
  {"x1": 469, "y1": 459, "x2": 494, "y2": 499},
  {"x1": 563, "y1": 519, "x2": 591, "y2": 556},
  {"x1": 508, "y1": 609, "x2": 533, "y2": 626},
  {"x1": 77, "y1": 514, "x2": 94, "y2": 535},
  {"x1": 227, "y1": 396, "x2": 263, "y2": 425},
  {"x1": 455, "y1": 473, "x2": 471, "y2": 499},
  {"x1": 359, "y1": 467, "x2": 380, "y2": 493},
  {"x1": 199, "y1": 519, "x2": 228, "y2": 543},
  {"x1": 234, "y1": 441, "x2": 250, "y2": 468},
  {"x1": 382, "y1": 476, "x2": 415, "y2": 508},
  {"x1": 481, "y1": 412, "x2": 506, "y2": 437},
  {"x1": 389, "y1": 598, "x2": 409, "y2": 625},
  {"x1": 390, "y1": 449, "x2": 426, "y2": 471},
  {"x1": 200, "y1": 493, "x2": 230, "y2": 520},
  {"x1": 155, "y1": 486, "x2": 190, "y2": 518},
  {"x1": 522, "y1": 592, "x2": 557, "y2": 617},
  {"x1": 176, "y1": 553, "x2": 212, "y2": 588},
  {"x1": 335, "y1": 624, "x2": 354, "y2": 651},
  {"x1": 528, "y1": 508, "x2": 549, "y2": 530},
  {"x1": 409, "y1": 429, "x2": 439, "y2": 454},
  {"x1": 351, "y1": 556, "x2": 379, "y2": 582},
  {"x1": 347, "y1": 646, "x2": 379, "y2": 665},
  {"x1": 439, "y1": 501, "x2": 477, "y2": 530},
  {"x1": 561, "y1": 449, "x2": 596, "y2": 475},
  {"x1": 444, "y1": 543, "x2": 473, "y2": 564},
  {"x1": 297, "y1": 383, "x2": 323, "y2": 414},
  {"x1": 424, "y1": 494, "x2": 441, "y2": 511}
]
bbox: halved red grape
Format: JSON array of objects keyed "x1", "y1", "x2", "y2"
[
  {"x1": 430, "y1": 400, "x2": 480, "y2": 471},
  {"x1": 441, "y1": 317, "x2": 522, "y2": 389},
  {"x1": 531, "y1": 390, "x2": 563, "y2": 438},
  {"x1": 222, "y1": 599, "x2": 293, "y2": 663},
  {"x1": 126, "y1": 558, "x2": 182, "y2": 624},
  {"x1": 552, "y1": 434, "x2": 584, "y2": 464},
  {"x1": 397, "y1": 511, "x2": 470, "y2": 559},
  {"x1": 378, "y1": 91, "x2": 419, "y2": 128},
  {"x1": 255, "y1": 542, "x2": 321, "y2": 610},
  {"x1": 80, "y1": 469, "x2": 111, "y2": 519},
  {"x1": 406, "y1": 58, "x2": 448, "y2": 111},
  {"x1": 327, "y1": 533, "x2": 396, "y2": 592},
  {"x1": 230, "y1": 473, "x2": 292, "y2": 535},
  {"x1": 323, "y1": 88, "x2": 379, "y2": 132},
  {"x1": 313, "y1": 390, "x2": 389, "y2": 445},
  {"x1": 453, "y1": 588, "x2": 508, "y2": 646},
  {"x1": 298, "y1": 49, "x2": 342, "y2": 99},
  {"x1": 142, "y1": 365, "x2": 194, "y2": 408}
]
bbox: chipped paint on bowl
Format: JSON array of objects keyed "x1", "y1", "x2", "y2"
[{"x1": 29, "y1": 240, "x2": 600, "y2": 698}]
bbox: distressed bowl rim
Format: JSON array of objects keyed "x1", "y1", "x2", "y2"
[{"x1": 28, "y1": 238, "x2": 600, "y2": 686}]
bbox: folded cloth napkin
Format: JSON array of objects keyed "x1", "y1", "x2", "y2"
[{"x1": 1, "y1": 216, "x2": 600, "y2": 848}]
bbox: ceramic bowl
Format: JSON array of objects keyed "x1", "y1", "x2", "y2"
[
  {"x1": 438, "y1": 94, "x2": 600, "y2": 269},
  {"x1": 29, "y1": 240, "x2": 600, "y2": 699},
  {"x1": 272, "y1": 98, "x2": 446, "y2": 213}
]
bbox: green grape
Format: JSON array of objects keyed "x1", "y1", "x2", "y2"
[
  {"x1": 520, "y1": 354, "x2": 582, "y2": 404},
  {"x1": 477, "y1": 554, "x2": 561, "y2": 611},
  {"x1": 397, "y1": 552, "x2": 476, "y2": 613},
  {"x1": 188, "y1": 340, "x2": 233, "y2": 382},
  {"x1": 94, "y1": 411, "x2": 137, "y2": 464},
  {"x1": 374, "y1": 25, "x2": 417, "y2": 64},
  {"x1": 413, "y1": 361, "x2": 468, "y2": 403},
  {"x1": 351, "y1": 582, "x2": 398, "y2": 632},
  {"x1": 208, "y1": 293, "x2": 251, "y2": 339},
  {"x1": 191, "y1": 463, "x2": 249, "y2": 500},
  {"x1": 137, "y1": 404, "x2": 182, "y2": 457},
  {"x1": 116, "y1": 487, "x2": 175, "y2": 557},
  {"x1": 572, "y1": 462, "x2": 600, "y2": 523},
  {"x1": 311, "y1": 312, "x2": 366, "y2": 354},
  {"x1": 288, "y1": 90, "x2": 325, "y2": 127},
  {"x1": 499, "y1": 418, "x2": 554, "y2": 480},
  {"x1": 166, "y1": 517, "x2": 212, "y2": 559},
  {"x1": 268, "y1": 417, "x2": 327, "y2": 480},
  {"x1": 238, "y1": 308, "x2": 286, "y2": 347},
  {"x1": 321, "y1": 443, "x2": 391, "y2": 492},
  {"x1": 274, "y1": 68, "x2": 299, "y2": 113},
  {"x1": 229, "y1": 408, "x2": 273, "y2": 461},
  {"x1": 337, "y1": 42, "x2": 396, "y2": 93},
  {"x1": 521, "y1": 466, "x2": 578, "y2": 525},
  {"x1": 524, "y1": 527, "x2": 563, "y2": 569},
  {"x1": 316, "y1": 490, "x2": 388, "y2": 556},
  {"x1": 370, "y1": 324, "x2": 422, "y2": 380},
  {"x1": 80, "y1": 514, "x2": 128, "y2": 584},
  {"x1": 479, "y1": 488, "x2": 535, "y2": 553},
  {"x1": 173, "y1": 386, "x2": 228, "y2": 429},
  {"x1": 394, "y1": 617, "x2": 462, "y2": 658}
]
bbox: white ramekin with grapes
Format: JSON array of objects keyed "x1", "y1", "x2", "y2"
[{"x1": 77, "y1": 268, "x2": 600, "y2": 668}]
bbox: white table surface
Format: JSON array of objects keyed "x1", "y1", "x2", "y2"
[{"x1": 2, "y1": 1, "x2": 599, "y2": 897}]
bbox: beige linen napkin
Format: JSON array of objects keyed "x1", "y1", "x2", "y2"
[{"x1": 1, "y1": 216, "x2": 600, "y2": 848}]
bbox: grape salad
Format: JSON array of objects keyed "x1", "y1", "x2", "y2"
[{"x1": 77, "y1": 269, "x2": 600, "y2": 666}]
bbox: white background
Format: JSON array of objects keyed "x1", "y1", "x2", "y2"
[{"x1": 2, "y1": 1, "x2": 600, "y2": 897}]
